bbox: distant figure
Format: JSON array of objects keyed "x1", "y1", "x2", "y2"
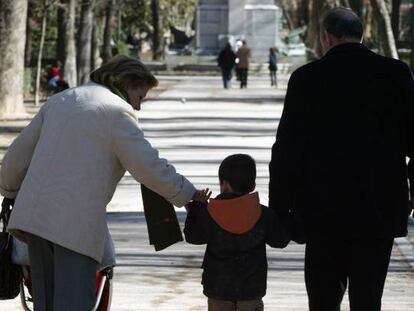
[
  {"x1": 236, "y1": 40, "x2": 251, "y2": 88},
  {"x1": 234, "y1": 39, "x2": 243, "y2": 54},
  {"x1": 126, "y1": 33, "x2": 140, "y2": 47},
  {"x1": 185, "y1": 154, "x2": 290, "y2": 311},
  {"x1": 268, "y1": 48, "x2": 278, "y2": 87},
  {"x1": 46, "y1": 60, "x2": 69, "y2": 93},
  {"x1": 217, "y1": 43, "x2": 236, "y2": 89},
  {"x1": 234, "y1": 39, "x2": 243, "y2": 81},
  {"x1": 46, "y1": 60, "x2": 62, "y2": 89}
]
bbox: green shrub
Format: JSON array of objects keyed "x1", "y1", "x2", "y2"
[{"x1": 113, "y1": 42, "x2": 130, "y2": 56}]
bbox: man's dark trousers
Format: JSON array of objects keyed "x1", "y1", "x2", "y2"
[
  {"x1": 221, "y1": 69, "x2": 232, "y2": 88},
  {"x1": 305, "y1": 236, "x2": 393, "y2": 311}
]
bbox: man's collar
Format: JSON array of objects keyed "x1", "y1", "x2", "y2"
[{"x1": 324, "y1": 42, "x2": 368, "y2": 58}]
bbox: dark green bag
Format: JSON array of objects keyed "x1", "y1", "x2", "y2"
[
  {"x1": 141, "y1": 185, "x2": 183, "y2": 251},
  {"x1": 0, "y1": 198, "x2": 21, "y2": 300}
]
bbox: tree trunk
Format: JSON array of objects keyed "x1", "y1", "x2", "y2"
[
  {"x1": 61, "y1": 0, "x2": 77, "y2": 87},
  {"x1": 306, "y1": 0, "x2": 324, "y2": 59},
  {"x1": 370, "y1": 0, "x2": 399, "y2": 58},
  {"x1": 391, "y1": 0, "x2": 401, "y2": 42},
  {"x1": 329, "y1": 0, "x2": 342, "y2": 7},
  {"x1": 103, "y1": 0, "x2": 115, "y2": 63},
  {"x1": 349, "y1": 0, "x2": 364, "y2": 18},
  {"x1": 24, "y1": 2, "x2": 33, "y2": 67},
  {"x1": 151, "y1": 0, "x2": 164, "y2": 60},
  {"x1": 364, "y1": 0, "x2": 374, "y2": 41},
  {"x1": 279, "y1": 0, "x2": 295, "y2": 29},
  {"x1": 117, "y1": 7, "x2": 121, "y2": 42},
  {"x1": 300, "y1": 0, "x2": 309, "y2": 27},
  {"x1": 282, "y1": 7, "x2": 294, "y2": 31},
  {"x1": 91, "y1": 17, "x2": 100, "y2": 71},
  {"x1": 77, "y1": 0, "x2": 95, "y2": 85},
  {"x1": 0, "y1": 0, "x2": 28, "y2": 117},
  {"x1": 34, "y1": 0, "x2": 49, "y2": 106},
  {"x1": 57, "y1": 4, "x2": 66, "y2": 64}
]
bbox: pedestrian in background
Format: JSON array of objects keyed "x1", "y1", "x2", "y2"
[
  {"x1": 269, "y1": 8, "x2": 414, "y2": 311},
  {"x1": 46, "y1": 60, "x2": 69, "y2": 92},
  {"x1": 218, "y1": 42, "x2": 236, "y2": 89},
  {"x1": 234, "y1": 39, "x2": 243, "y2": 82},
  {"x1": 236, "y1": 40, "x2": 251, "y2": 88},
  {"x1": 268, "y1": 47, "x2": 278, "y2": 87}
]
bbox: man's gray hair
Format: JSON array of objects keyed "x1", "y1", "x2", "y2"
[{"x1": 321, "y1": 7, "x2": 363, "y2": 40}]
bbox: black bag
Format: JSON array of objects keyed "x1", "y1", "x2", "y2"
[{"x1": 0, "y1": 198, "x2": 21, "y2": 300}]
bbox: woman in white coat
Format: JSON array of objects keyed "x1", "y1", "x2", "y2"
[{"x1": 0, "y1": 55, "x2": 203, "y2": 310}]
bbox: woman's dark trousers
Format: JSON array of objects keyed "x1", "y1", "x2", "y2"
[
  {"x1": 305, "y1": 236, "x2": 393, "y2": 311},
  {"x1": 28, "y1": 234, "x2": 97, "y2": 311},
  {"x1": 239, "y1": 69, "x2": 248, "y2": 88}
]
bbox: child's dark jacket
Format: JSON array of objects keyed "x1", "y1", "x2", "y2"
[{"x1": 184, "y1": 192, "x2": 290, "y2": 301}]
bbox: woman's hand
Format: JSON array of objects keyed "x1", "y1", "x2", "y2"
[{"x1": 192, "y1": 188, "x2": 212, "y2": 203}]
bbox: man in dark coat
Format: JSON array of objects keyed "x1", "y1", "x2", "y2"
[
  {"x1": 218, "y1": 43, "x2": 236, "y2": 89},
  {"x1": 269, "y1": 8, "x2": 414, "y2": 311}
]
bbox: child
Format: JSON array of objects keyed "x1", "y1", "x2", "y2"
[
  {"x1": 268, "y1": 48, "x2": 278, "y2": 87},
  {"x1": 184, "y1": 154, "x2": 290, "y2": 311}
]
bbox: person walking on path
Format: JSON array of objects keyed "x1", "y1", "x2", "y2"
[
  {"x1": 269, "y1": 8, "x2": 414, "y2": 311},
  {"x1": 234, "y1": 39, "x2": 243, "y2": 82},
  {"x1": 0, "y1": 55, "x2": 206, "y2": 310},
  {"x1": 268, "y1": 48, "x2": 278, "y2": 87},
  {"x1": 236, "y1": 40, "x2": 251, "y2": 88},
  {"x1": 218, "y1": 43, "x2": 236, "y2": 89},
  {"x1": 185, "y1": 154, "x2": 290, "y2": 311}
]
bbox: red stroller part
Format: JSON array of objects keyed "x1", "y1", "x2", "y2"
[
  {"x1": 19, "y1": 266, "x2": 114, "y2": 311},
  {"x1": 93, "y1": 267, "x2": 114, "y2": 311}
]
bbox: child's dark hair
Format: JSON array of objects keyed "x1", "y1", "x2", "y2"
[{"x1": 218, "y1": 154, "x2": 256, "y2": 194}]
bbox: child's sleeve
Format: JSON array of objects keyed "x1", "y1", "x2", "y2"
[
  {"x1": 183, "y1": 201, "x2": 209, "y2": 245},
  {"x1": 264, "y1": 207, "x2": 291, "y2": 248}
]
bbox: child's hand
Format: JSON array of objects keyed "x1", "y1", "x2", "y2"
[{"x1": 192, "y1": 188, "x2": 212, "y2": 203}]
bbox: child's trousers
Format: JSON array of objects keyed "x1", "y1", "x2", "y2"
[{"x1": 208, "y1": 297, "x2": 264, "y2": 311}]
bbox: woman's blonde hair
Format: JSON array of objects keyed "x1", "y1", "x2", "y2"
[{"x1": 90, "y1": 55, "x2": 158, "y2": 89}]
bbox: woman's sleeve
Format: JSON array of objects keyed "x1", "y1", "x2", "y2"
[
  {"x1": 111, "y1": 108, "x2": 196, "y2": 207},
  {"x1": 0, "y1": 107, "x2": 44, "y2": 198}
]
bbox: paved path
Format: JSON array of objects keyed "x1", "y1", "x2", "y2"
[{"x1": 1, "y1": 73, "x2": 414, "y2": 310}]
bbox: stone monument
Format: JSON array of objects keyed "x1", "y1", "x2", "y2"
[{"x1": 196, "y1": 0, "x2": 281, "y2": 60}]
